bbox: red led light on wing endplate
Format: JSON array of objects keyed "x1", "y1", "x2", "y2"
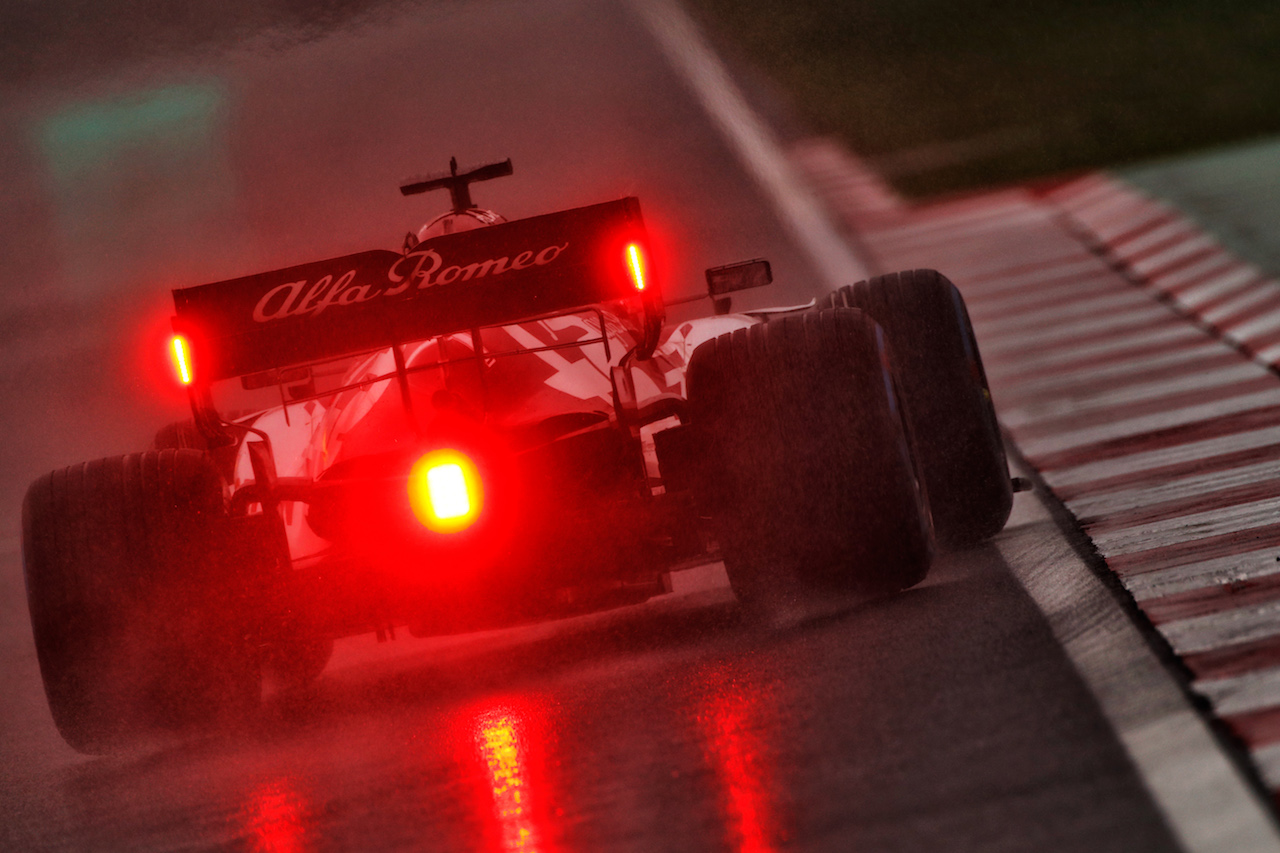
[
  {"x1": 170, "y1": 335, "x2": 193, "y2": 385},
  {"x1": 625, "y1": 243, "x2": 647, "y2": 291},
  {"x1": 408, "y1": 449, "x2": 483, "y2": 533}
]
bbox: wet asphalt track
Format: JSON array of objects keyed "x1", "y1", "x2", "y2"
[
  {"x1": 0, "y1": 1, "x2": 1182, "y2": 849},
  {"x1": 4, "y1": 542, "x2": 1179, "y2": 851}
]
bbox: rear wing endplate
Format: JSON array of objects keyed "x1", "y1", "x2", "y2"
[{"x1": 172, "y1": 197, "x2": 659, "y2": 382}]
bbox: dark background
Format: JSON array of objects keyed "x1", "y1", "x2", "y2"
[{"x1": 690, "y1": 0, "x2": 1280, "y2": 195}]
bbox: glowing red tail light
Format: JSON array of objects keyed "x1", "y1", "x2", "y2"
[
  {"x1": 170, "y1": 335, "x2": 193, "y2": 385},
  {"x1": 625, "y1": 242, "x2": 647, "y2": 291},
  {"x1": 408, "y1": 449, "x2": 483, "y2": 533},
  {"x1": 427, "y1": 464, "x2": 470, "y2": 519}
]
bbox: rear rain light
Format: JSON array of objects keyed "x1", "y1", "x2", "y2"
[
  {"x1": 625, "y1": 242, "x2": 647, "y2": 291},
  {"x1": 427, "y1": 464, "x2": 469, "y2": 519},
  {"x1": 170, "y1": 335, "x2": 193, "y2": 385},
  {"x1": 408, "y1": 449, "x2": 483, "y2": 533}
]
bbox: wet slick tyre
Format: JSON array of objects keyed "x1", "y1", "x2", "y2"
[
  {"x1": 151, "y1": 419, "x2": 208, "y2": 452},
  {"x1": 22, "y1": 450, "x2": 260, "y2": 753},
  {"x1": 824, "y1": 269, "x2": 1012, "y2": 546},
  {"x1": 686, "y1": 309, "x2": 933, "y2": 605}
]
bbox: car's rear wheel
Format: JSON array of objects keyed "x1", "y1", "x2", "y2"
[
  {"x1": 151, "y1": 419, "x2": 208, "y2": 451},
  {"x1": 823, "y1": 269, "x2": 1012, "y2": 546},
  {"x1": 23, "y1": 449, "x2": 261, "y2": 753},
  {"x1": 686, "y1": 309, "x2": 933, "y2": 605},
  {"x1": 264, "y1": 632, "x2": 333, "y2": 691}
]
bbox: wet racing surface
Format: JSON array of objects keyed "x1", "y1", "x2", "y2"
[
  {"x1": 4, "y1": 545, "x2": 1177, "y2": 851},
  {"x1": 0, "y1": 1, "x2": 1185, "y2": 849}
]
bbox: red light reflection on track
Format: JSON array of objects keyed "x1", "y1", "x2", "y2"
[
  {"x1": 696, "y1": 668, "x2": 787, "y2": 852},
  {"x1": 468, "y1": 700, "x2": 553, "y2": 852},
  {"x1": 239, "y1": 778, "x2": 309, "y2": 853}
]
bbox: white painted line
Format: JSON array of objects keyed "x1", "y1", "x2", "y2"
[
  {"x1": 1254, "y1": 343, "x2": 1280, "y2": 365},
  {"x1": 1002, "y1": 342, "x2": 1229, "y2": 401},
  {"x1": 1176, "y1": 266, "x2": 1259, "y2": 309},
  {"x1": 1203, "y1": 284, "x2": 1280, "y2": 325},
  {"x1": 969, "y1": 230, "x2": 1087, "y2": 255},
  {"x1": 882, "y1": 236, "x2": 1077, "y2": 275},
  {"x1": 631, "y1": 0, "x2": 868, "y2": 288},
  {"x1": 981, "y1": 289, "x2": 1156, "y2": 334},
  {"x1": 790, "y1": 139, "x2": 901, "y2": 216},
  {"x1": 1000, "y1": 470, "x2": 1280, "y2": 852},
  {"x1": 986, "y1": 323, "x2": 1205, "y2": 381},
  {"x1": 880, "y1": 187, "x2": 1031, "y2": 219},
  {"x1": 1125, "y1": 548, "x2": 1280, "y2": 602},
  {"x1": 1089, "y1": 207, "x2": 1175, "y2": 245},
  {"x1": 1093, "y1": 496, "x2": 1280, "y2": 556},
  {"x1": 1003, "y1": 362, "x2": 1268, "y2": 429},
  {"x1": 1064, "y1": 177, "x2": 1144, "y2": 209},
  {"x1": 1067, "y1": 191, "x2": 1154, "y2": 231},
  {"x1": 985, "y1": 305, "x2": 1173, "y2": 356},
  {"x1": 1132, "y1": 234, "x2": 1221, "y2": 277},
  {"x1": 1163, "y1": 604, "x2": 1280, "y2": 656},
  {"x1": 1045, "y1": 426, "x2": 1280, "y2": 489},
  {"x1": 1020, "y1": 388, "x2": 1280, "y2": 458},
  {"x1": 1048, "y1": 175, "x2": 1125, "y2": 210},
  {"x1": 873, "y1": 217, "x2": 1043, "y2": 251},
  {"x1": 1115, "y1": 220, "x2": 1205, "y2": 258},
  {"x1": 1068, "y1": 459, "x2": 1280, "y2": 521},
  {"x1": 875, "y1": 217, "x2": 1075, "y2": 257},
  {"x1": 965, "y1": 255, "x2": 1114, "y2": 292},
  {"x1": 945, "y1": 257, "x2": 1108, "y2": 292},
  {"x1": 874, "y1": 205, "x2": 1049, "y2": 249},
  {"x1": 957, "y1": 256, "x2": 1113, "y2": 298},
  {"x1": 1229, "y1": 306, "x2": 1280, "y2": 343},
  {"x1": 1198, "y1": 667, "x2": 1280, "y2": 718},
  {"x1": 1085, "y1": 211, "x2": 1172, "y2": 247},
  {"x1": 869, "y1": 195, "x2": 1036, "y2": 240},
  {"x1": 966, "y1": 273, "x2": 1120, "y2": 318},
  {"x1": 1154, "y1": 253, "x2": 1241, "y2": 294}
]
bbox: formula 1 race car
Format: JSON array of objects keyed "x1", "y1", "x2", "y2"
[{"x1": 22, "y1": 159, "x2": 1013, "y2": 753}]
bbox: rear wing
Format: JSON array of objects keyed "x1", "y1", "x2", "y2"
[{"x1": 172, "y1": 197, "x2": 660, "y2": 383}]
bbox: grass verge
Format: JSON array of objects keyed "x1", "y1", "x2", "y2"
[{"x1": 688, "y1": 0, "x2": 1280, "y2": 197}]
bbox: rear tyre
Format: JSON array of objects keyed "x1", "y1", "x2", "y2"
[
  {"x1": 265, "y1": 632, "x2": 333, "y2": 692},
  {"x1": 686, "y1": 309, "x2": 933, "y2": 604},
  {"x1": 151, "y1": 419, "x2": 207, "y2": 451},
  {"x1": 22, "y1": 450, "x2": 260, "y2": 753},
  {"x1": 823, "y1": 269, "x2": 1012, "y2": 546}
]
